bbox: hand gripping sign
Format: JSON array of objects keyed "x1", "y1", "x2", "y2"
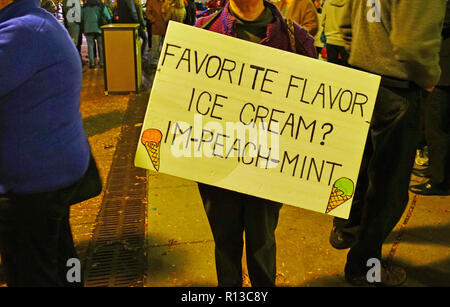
[{"x1": 135, "y1": 22, "x2": 380, "y2": 219}]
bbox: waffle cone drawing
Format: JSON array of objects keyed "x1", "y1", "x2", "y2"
[
  {"x1": 326, "y1": 177, "x2": 354, "y2": 214},
  {"x1": 141, "y1": 129, "x2": 162, "y2": 171}
]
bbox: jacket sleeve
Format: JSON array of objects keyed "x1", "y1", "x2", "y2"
[
  {"x1": 293, "y1": 22, "x2": 318, "y2": 58},
  {"x1": 103, "y1": 6, "x2": 112, "y2": 23},
  {"x1": 390, "y1": 0, "x2": 446, "y2": 89},
  {"x1": 145, "y1": 0, "x2": 155, "y2": 22},
  {"x1": 337, "y1": 0, "x2": 352, "y2": 50},
  {"x1": 125, "y1": 0, "x2": 139, "y2": 22},
  {"x1": 300, "y1": 0, "x2": 319, "y2": 37}
]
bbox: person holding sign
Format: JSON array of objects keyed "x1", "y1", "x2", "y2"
[
  {"x1": 195, "y1": 0, "x2": 317, "y2": 287},
  {"x1": 329, "y1": 0, "x2": 446, "y2": 286}
]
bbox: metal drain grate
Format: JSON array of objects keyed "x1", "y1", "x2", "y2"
[{"x1": 84, "y1": 93, "x2": 149, "y2": 287}]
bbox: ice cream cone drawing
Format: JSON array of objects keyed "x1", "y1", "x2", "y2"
[
  {"x1": 141, "y1": 128, "x2": 163, "y2": 171},
  {"x1": 326, "y1": 177, "x2": 354, "y2": 214}
]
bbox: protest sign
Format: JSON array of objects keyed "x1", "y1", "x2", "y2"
[{"x1": 135, "y1": 21, "x2": 380, "y2": 219}]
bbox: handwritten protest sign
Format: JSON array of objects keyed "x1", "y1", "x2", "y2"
[{"x1": 135, "y1": 22, "x2": 380, "y2": 219}]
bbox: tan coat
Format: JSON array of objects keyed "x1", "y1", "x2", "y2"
[
  {"x1": 145, "y1": 0, "x2": 168, "y2": 35},
  {"x1": 273, "y1": 0, "x2": 319, "y2": 36},
  {"x1": 166, "y1": 0, "x2": 186, "y2": 23}
]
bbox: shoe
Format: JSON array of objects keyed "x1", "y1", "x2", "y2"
[
  {"x1": 89, "y1": 64, "x2": 96, "y2": 69},
  {"x1": 411, "y1": 167, "x2": 430, "y2": 178},
  {"x1": 345, "y1": 262, "x2": 407, "y2": 287},
  {"x1": 409, "y1": 181, "x2": 450, "y2": 196},
  {"x1": 329, "y1": 226, "x2": 356, "y2": 249},
  {"x1": 415, "y1": 147, "x2": 429, "y2": 166}
]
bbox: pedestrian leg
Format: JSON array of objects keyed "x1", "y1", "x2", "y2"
[
  {"x1": 198, "y1": 184, "x2": 244, "y2": 286},
  {"x1": 243, "y1": 197, "x2": 282, "y2": 287}
]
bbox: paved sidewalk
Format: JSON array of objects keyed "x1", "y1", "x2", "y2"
[{"x1": 145, "y1": 170, "x2": 449, "y2": 287}]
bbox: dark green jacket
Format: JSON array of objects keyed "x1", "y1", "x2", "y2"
[{"x1": 82, "y1": 0, "x2": 111, "y2": 34}]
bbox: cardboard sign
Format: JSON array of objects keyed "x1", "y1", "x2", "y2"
[{"x1": 135, "y1": 21, "x2": 380, "y2": 219}]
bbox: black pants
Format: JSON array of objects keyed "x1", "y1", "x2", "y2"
[
  {"x1": 0, "y1": 155, "x2": 101, "y2": 287},
  {"x1": 198, "y1": 184, "x2": 282, "y2": 287},
  {"x1": 424, "y1": 86, "x2": 450, "y2": 188},
  {"x1": 145, "y1": 19, "x2": 152, "y2": 49},
  {"x1": 326, "y1": 44, "x2": 349, "y2": 67},
  {"x1": 334, "y1": 80, "x2": 421, "y2": 276},
  {"x1": 0, "y1": 194, "x2": 79, "y2": 287}
]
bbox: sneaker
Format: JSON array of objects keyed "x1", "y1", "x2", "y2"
[
  {"x1": 409, "y1": 181, "x2": 450, "y2": 196},
  {"x1": 415, "y1": 147, "x2": 429, "y2": 166},
  {"x1": 329, "y1": 226, "x2": 357, "y2": 249},
  {"x1": 411, "y1": 167, "x2": 430, "y2": 178},
  {"x1": 345, "y1": 262, "x2": 407, "y2": 287}
]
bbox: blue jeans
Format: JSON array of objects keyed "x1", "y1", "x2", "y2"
[{"x1": 85, "y1": 33, "x2": 104, "y2": 66}]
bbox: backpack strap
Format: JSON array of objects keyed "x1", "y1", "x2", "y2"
[
  {"x1": 284, "y1": 18, "x2": 308, "y2": 55},
  {"x1": 285, "y1": 18, "x2": 296, "y2": 53}
]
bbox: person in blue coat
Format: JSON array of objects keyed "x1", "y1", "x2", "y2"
[{"x1": 0, "y1": 0, "x2": 101, "y2": 286}]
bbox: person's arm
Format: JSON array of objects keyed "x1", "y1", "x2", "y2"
[
  {"x1": 145, "y1": 0, "x2": 156, "y2": 22},
  {"x1": 161, "y1": 0, "x2": 171, "y2": 23},
  {"x1": 293, "y1": 22, "x2": 318, "y2": 58},
  {"x1": 300, "y1": 0, "x2": 319, "y2": 37},
  {"x1": 390, "y1": 0, "x2": 446, "y2": 89},
  {"x1": 135, "y1": 0, "x2": 146, "y2": 26},
  {"x1": 103, "y1": 5, "x2": 112, "y2": 23},
  {"x1": 125, "y1": 0, "x2": 139, "y2": 22},
  {"x1": 337, "y1": 0, "x2": 352, "y2": 51}
]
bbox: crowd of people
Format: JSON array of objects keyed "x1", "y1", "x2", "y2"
[
  {"x1": 0, "y1": 0, "x2": 448, "y2": 287},
  {"x1": 39, "y1": 0, "x2": 197, "y2": 68}
]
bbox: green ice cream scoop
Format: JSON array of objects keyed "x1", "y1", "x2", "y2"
[{"x1": 334, "y1": 177, "x2": 354, "y2": 197}]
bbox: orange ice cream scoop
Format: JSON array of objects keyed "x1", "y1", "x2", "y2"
[{"x1": 141, "y1": 129, "x2": 163, "y2": 171}]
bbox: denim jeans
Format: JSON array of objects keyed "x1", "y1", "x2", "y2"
[{"x1": 85, "y1": 33, "x2": 104, "y2": 66}]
